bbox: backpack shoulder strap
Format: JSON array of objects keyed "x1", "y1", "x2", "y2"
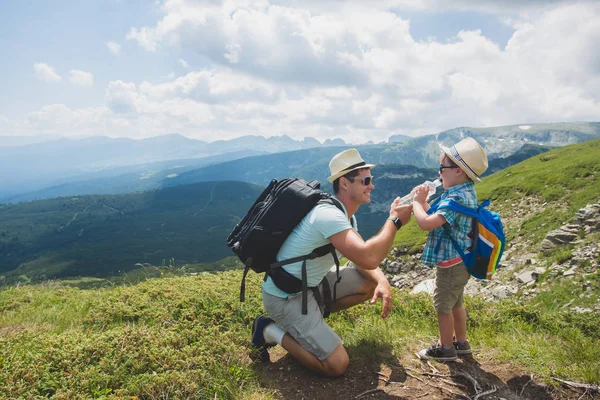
[
  {"x1": 426, "y1": 196, "x2": 443, "y2": 215},
  {"x1": 441, "y1": 223, "x2": 467, "y2": 260},
  {"x1": 318, "y1": 195, "x2": 356, "y2": 228},
  {"x1": 435, "y1": 198, "x2": 479, "y2": 219}
]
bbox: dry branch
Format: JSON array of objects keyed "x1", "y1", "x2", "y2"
[
  {"x1": 453, "y1": 371, "x2": 481, "y2": 393},
  {"x1": 553, "y1": 377, "x2": 600, "y2": 392},
  {"x1": 406, "y1": 371, "x2": 424, "y2": 382},
  {"x1": 355, "y1": 388, "x2": 383, "y2": 399},
  {"x1": 473, "y1": 386, "x2": 498, "y2": 400}
]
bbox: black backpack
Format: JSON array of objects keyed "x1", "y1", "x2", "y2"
[{"x1": 227, "y1": 178, "x2": 352, "y2": 315}]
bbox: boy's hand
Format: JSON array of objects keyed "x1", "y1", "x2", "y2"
[{"x1": 413, "y1": 185, "x2": 429, "y2": 204}]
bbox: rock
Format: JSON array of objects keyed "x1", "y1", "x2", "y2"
[
  {"x1": 570, "y1": 306, "x2": 593, "y2": 313},
  {"x1": 576, "y1": 204, "x2": 600, "y2": 221},
  {"x1": 488, "y1": 285, "x2": 516, "y2": 300},
  {"x1": 562, "y1": 299, "x2": 574, "y2": 309},
  {"x1": 515, "y1": 270, "x2": 539, "y2": 284},
  {"x1": 411, "y1": 279, "x2": 436, "y2": 295},
  {"x1": 387, "y1": 261, "x2": 400, "y2": 274},
  {"x1": 545, "y1": 229, "x2": 578, "y2": 244},
  {"x1": 563, "y1": 267, "x2": 577, "y2": 276},
  {"x1": 400, "y1": 263, "x2": 412, "y2": 273}
]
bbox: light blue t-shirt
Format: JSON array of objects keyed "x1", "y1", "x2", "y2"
[{"x1": 262, "y1": 198, "x2": 357, "y2": 298}]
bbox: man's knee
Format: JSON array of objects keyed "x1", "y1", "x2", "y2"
[
  {"x1": 363, "y1": 279, "x2": 377, "y2": 297},
  {"x1": 322, "y1": 345, "x2": 349, "y2": 377}
]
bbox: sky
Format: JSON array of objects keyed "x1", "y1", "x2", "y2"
[{"x1": 0, "y1": 0, "x2": 599, "y2": 144}]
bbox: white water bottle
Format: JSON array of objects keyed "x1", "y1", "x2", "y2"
[{"x1": 398, "y1": 179, "x2": 441, "y2": 205}]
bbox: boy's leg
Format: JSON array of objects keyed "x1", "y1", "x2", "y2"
[
  {"x1": 420, "y1": 264, "x2": 469, "y2": 361},
  {"x1": 452, "y1": 306, "x2": 467, "y2": 342},
  {"x1": 436, "y1": 263, "x2": 470, "y2": 343},
  {"x1": 437, "y1": 311, "x2": 455, "y2": 347}
]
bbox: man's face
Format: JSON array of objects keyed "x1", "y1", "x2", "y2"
[{"x1": 346, "y1": 168, "x2": 374, "y2": 205}]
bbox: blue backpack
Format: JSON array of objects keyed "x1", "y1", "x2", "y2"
[{"x1": 428, "y1": 197, "x2": 506, "y2": 280}]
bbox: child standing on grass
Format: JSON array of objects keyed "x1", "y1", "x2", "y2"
[{"x1": 412, "y1": 137, "x2": 488, "y2": 362}]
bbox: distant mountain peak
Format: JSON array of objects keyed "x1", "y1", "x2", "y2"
[{"x1": 323, "y1": 138, "x2": 346, "y2": 146}]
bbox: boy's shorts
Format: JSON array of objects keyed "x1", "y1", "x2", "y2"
[
  {"x1": 262, "y1": 265, "x2": 365, "y2": 360},
  {"x1": 434, "y1": 261, "x2": 470, "y2": 314}
]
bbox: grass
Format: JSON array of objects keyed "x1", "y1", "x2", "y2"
[{"x1": 1, "y1": 268, "x2": 599, "y2": 399}]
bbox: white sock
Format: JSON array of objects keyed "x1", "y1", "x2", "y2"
[{"x1": 263, "y1": 323, "x2": 285, "y2": 345}]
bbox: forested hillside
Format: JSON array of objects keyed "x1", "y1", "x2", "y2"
[{"x1": 0, "y1": 182, "x2": 263, "y2": 285}]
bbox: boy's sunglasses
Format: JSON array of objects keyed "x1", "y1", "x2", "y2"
[
  {"x1": 439, "y1": 165, "x2": 460, "y2": 174},
  {"x1": 346, "y1": 176, "x2": 373, "y2": 186}
]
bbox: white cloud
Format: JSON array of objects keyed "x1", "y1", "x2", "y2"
[
  {"x1": 69, "y1": 70, "x2": 94, "y2": 87},
  {"x1": 178, "y1": 58, "x2": 189, "y2": 68},
  {"x1": 34, "y1": 63, "x2": 61, "y2": 82},
  {"x1": 105, "y1": 81, "x2": 147, "y2": 114},
  {"x1": 107, "y1": 41, "x2": 122, "y2": 55},
  {"x1": 13, "y1": 1, "x2": 600, "y2": 143}
]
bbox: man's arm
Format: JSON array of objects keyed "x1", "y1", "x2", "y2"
[{"x1": 328, "y1": 201, "x2": 412, "y2": 270}]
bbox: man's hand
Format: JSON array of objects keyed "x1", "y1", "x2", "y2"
[
  {"x1": 370, "y1": 278, "x2": 392, "y2": 319},
  {"x1": 391, "y1": 203, "x2": 413, "y2": 225}
]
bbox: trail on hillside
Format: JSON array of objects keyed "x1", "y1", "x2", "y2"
[{"x1": 251, "y1": 347, "x2": 595, "y2": 400}]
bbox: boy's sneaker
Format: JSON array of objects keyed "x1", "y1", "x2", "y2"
[
  {"x1": 453, "y1": 339, "x2": 472, "y2": 355},
  {"x1": 418, "y1": 341, "x2": 457, "y2": 362},
  {"x1": 251, "y1": 315, "x2": 275, "y2": 363}
]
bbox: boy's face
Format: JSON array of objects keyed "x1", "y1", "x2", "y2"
[{"x1": 439, "y1": 154, "x2": 465, "y2": 189}]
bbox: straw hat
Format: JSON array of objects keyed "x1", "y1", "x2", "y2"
[
  {"x1": 327, "y1": 149, "x2": 375, "y2": 183},
  {"x1": 440, "y1": 137, "x2": 488, "y2": 182}
]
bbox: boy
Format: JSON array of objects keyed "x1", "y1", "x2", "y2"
[{"x1": 411, "y1": 137, "x2": 488, "y2": 361}]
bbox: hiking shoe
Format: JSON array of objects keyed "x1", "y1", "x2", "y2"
[
  {"x1": 251, "y1": 315, "x2": 276, "y2": 348},
  {"x1": 453, "y1": 339, "x2": 472, "y2": 355},
  {"x1": 418, "y1": 341, "x2": 457, "y2": 362},
  {"x1": 251, "y1": 315, "x2": 276, "y2": 363}
]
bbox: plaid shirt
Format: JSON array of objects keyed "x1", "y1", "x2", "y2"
[{"x1": 421, "y1": 182, "x2": 478, "y2": 266}]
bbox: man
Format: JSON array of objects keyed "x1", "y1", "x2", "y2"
[{"x1": 251, "y1": 148, "x2": 412, "y2": 377}]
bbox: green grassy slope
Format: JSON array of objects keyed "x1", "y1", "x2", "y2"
[{"x1": 1, "y1": 267, "x2": 598, "y2": 399}]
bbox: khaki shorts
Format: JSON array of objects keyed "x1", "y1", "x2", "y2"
[
  {"x1": 434, "y1": 262, "x2": 470, "y2": 314},
  {"x1": 262, "y1": 265, "x2": 365, "y2": 360}
]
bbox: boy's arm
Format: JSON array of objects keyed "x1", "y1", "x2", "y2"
[{"x1": 412, "y1": 185, "x2": 446, "y2": 231}]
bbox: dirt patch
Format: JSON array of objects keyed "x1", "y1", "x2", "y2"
[{"x1": 252, "y1": 347, "x2": 595, "y2": 400}]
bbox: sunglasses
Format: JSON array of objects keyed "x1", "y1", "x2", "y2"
[
  {"x1": 346, "y1": 176, "x2": 373, "y2": 186},
  {"x1": 439, "y1": 165, "x2": 460, "y2": 174}
]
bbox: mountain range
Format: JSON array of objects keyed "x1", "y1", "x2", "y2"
[
  {"x1": 0, "y1": 134, "x2": 348, "y2": 202},
  {"x1": 2, "y1": 122, "x2": 598, "y2": 203}
]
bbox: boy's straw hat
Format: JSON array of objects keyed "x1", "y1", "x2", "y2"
[
  {"x1": 327, "y1": 149, "x2": 375, "y2": 183},
  {"x1": 440, "y1": 137, "x2": 488, "y2": 182}
]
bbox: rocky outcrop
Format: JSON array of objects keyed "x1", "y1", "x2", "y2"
[{"x1": 541, "y1": 202, "x2": 600, "y2": 251}]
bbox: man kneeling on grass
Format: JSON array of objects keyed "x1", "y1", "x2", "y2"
[{"x1": 251, "y1": 149, "x2": 412, "y2": 377}]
